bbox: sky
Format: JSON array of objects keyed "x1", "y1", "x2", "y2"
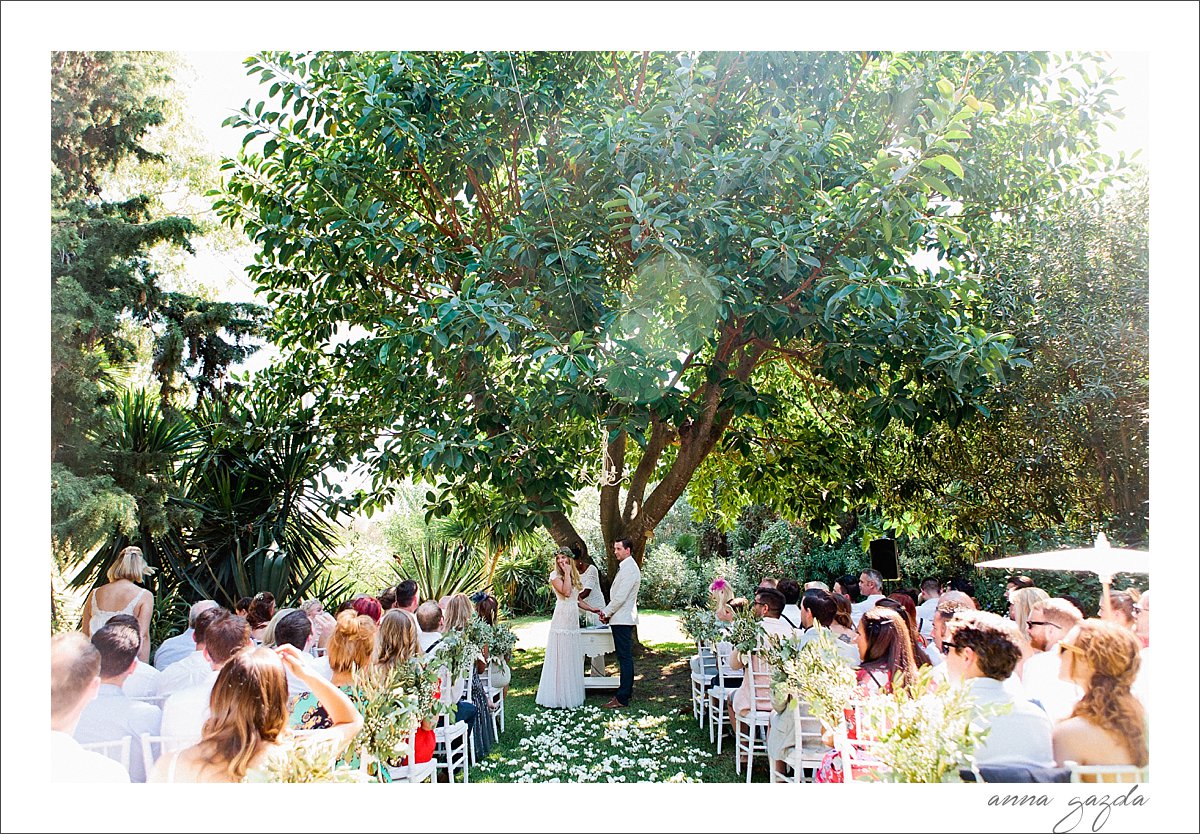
[{"x1": 2, "y1": 3, "x2": 1198, "y2": 832}]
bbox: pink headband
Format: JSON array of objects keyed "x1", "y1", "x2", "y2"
[{"x1": 710, "y1": 578, "x2": 728, "y2": 592}]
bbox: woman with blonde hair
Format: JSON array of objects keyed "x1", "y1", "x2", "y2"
[
  {"x1": 150, "y1": 645, "x2": 361, "y2": 782},
  {"x1": 375, "y1": 608, "x2": 423, "y2": 671},
  {"x1": 1008, "y1": 586, "x2": 1050, "y2": 673},
  {"x1": 710, "y1": 577, "x2": 735, "y2": 623},
  {"x1": 443, "y1": 592, "x2": 505, "y2": 758},
  {"x1": 259, "y1": 607, "x2": 297, "y2": 648},
  {"x1": 373, "y1": 609, "x2": 436, "y2": 770},
  {"x1": 80, "y1": 545, "x2": 156, "y2": 663},
  {"x1": 1053, "y1": 620, "x2": 1148, "y2": 769},
  {"x1": 535, "y1": 549, "x2": 603, "y2": 709}
]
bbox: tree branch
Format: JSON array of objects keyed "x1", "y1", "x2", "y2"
[{"x1": 622, "y1": 417, "x2": 675, "y2": 527}]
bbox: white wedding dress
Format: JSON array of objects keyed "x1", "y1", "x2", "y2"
[{"x1": 536, "y1": 574, "x2": 586, "y2": 709}]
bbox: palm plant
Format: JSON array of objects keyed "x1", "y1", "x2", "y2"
[{"x1": 392, "y1": 539, "x2": 489, "y2": 601}]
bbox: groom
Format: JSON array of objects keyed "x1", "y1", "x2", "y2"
[{"x1": 599, "y1": 537, "x2": 642, "y2": 709}]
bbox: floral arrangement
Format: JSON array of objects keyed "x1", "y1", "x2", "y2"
[
  {"x1": 852, "y1": 664, "x2": 1002, "y2": 783},
  {"x1": 437, "y1": 627, "x2": 481, "y2": 683},
  {"x1": 397, "y1": 656, "x2": 453, "y2": 725},
  {"x1": 347, "y1": 664, "x2": 421, "y2": 781},
  {"x1": 724, "y1": 607, "x2": 765, "y2": 656},
  {"x1": 764, "y1": 627, "x2": 858, "y2": 731},
  {"x1": 678, "y1": 607, "x2": 723, "y2": 646},
  {"x1": 465, "y1": 613, "x2": 493, "y2": 652},
  {"x1": 248, "y1": 736, "x2": 364, "y2": 783},
  {"x1": 488, "y1": 620, "x2": 518, "y2": 660}
]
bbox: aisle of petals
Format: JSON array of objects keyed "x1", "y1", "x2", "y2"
[{"x1": 473, "y1": 704, "x2": 709, "y2": 782}]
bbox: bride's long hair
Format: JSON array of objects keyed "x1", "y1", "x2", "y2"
[{"x1": 553, "y1": 550, "x2": 583, "y2": 592}]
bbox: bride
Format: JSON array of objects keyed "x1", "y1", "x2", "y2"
[{"x1": 536, "y1": 550, "x2": 603, "y2": 709}]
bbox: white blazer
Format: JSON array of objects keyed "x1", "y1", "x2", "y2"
[{"x1": 603, "y1": 558, "x2": 642, "y2": 626}]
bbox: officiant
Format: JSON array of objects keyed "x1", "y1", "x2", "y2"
[{"x1": 572, "y1": 544, "x2": 607, "y2": 677}]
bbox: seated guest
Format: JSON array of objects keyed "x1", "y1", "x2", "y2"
[
  {"x1": 103, "y1": 613, "x2": 160, "y2": 697},
  {"x1": 914, "y1": 578, "x2": 941, "y2": 639},
  {"x1": 75, "y1": 621, "x2": 162, "y2": 781},
  {"x1": 378, "y1": 585, "x2": 398, "y2": 612},
  {"x1": 234, "y1": 597, "x2": 252, "y2": 618},
  {"x1": 1103, "y1": 590, "x2": 1138, "y2": 632},
  {"x1": 51, "y1": 633, "x2": 130, "y2": 783},
  {"x1": 943, "y1": 611, "x2": 1054, "y2": 767},
  {"x1": 350, "y1": 594, "x2": 384, "y2": 624},
  {"x1": 151, "y1": 646, "x2": 361, "y2": 782},
  {"x1": 1131, "y1": 591, "x2": 1149, "y2": 705},
  {"x1": 160, "y1": 613, "x2": 252, "y2": 747},
  {"x1": 1053, "y1": 620, "x2": 1147, "y2": 769},
  {"x1": 376, "y1": 609, "x2": 424, "y2": 671},
  {"x1": 273, "y1": 609, "x2": 317, "y2": 696},
  {"x1": 803, "y1": 581, "x2": 830, "y2": 592},
  {"x1": 759, "y1": 576, "x2": 778, "y2": 589},
  {"x1": 1005, "y1": 575, "x2": 1037, "y2": 601},
  {"x1": 394, "y1": 580, "x2": 421, "y2": 628},
  {"x1": 798, "y1": 590, "x2": 861, "y2": 665},
  {"x1": 157, "y1": 606, "x2": 227, "y2": 697},
  {"x1": 259, "y1": 607, "x2": 297, "y2": 647},
  {"x1": 415, "y1": 601, "x2": 446, "y2": 653},
  {"x1": 443, "y1": 593, "x2": 495, "y2": 759},
  {"x1": 777, "y1": 579, "x2": 802, "y2": 631},
  {"x1": 833, "y1": 574, "x2": 860, "y2": 602},
  {"x1": 375, "y1": 609, "x2": 435, "y2": 768},
  {"x1": 850, "y1": 569, "x2": 885, "y2": 626},
  {"x1": 1020, "y1": 598, "x2": 1084, "y2": 722},
  {"x1": 1008, "y1": 586, "x2": 1051, "y2": 672},
  {"x1": 300, "y1": 598, "x2": 337, "y2": 651},
  {"x1": 928, "y1": 597, "x2": 975, "y2": 667},
  {"x1": 246, "y1": 592, "x2": 276, "y2": 643},
  {"x1": 154, "y1": 600, "x2": 218, "y2": 670},
  {"x1": 710, "y1": 577, "x2": 735, "y2": 623},
  {"x1": 948, "y1": 577, "x2": 978, "y2": 608},
  {"x1": 728, "y1": 587, "x2": 793, "y2": 754},
  {"x1": 291, "y1": 611, "x2": 377, "y2": 729},
  {"x1": 877, "y1": 594, "x2": 931, "y2": 666},
  {"x1": 855, "y1": 607, "x2": 917, "y2": 694}
]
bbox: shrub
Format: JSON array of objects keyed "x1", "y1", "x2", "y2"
[{"x1": 640, "y1": 543, "x2": 709, "y2": 609}]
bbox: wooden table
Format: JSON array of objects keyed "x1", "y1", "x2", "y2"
[{"x1": 579, "y1": 626, "x2": 618, "y2": 690}]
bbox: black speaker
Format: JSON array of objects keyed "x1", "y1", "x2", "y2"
[{"x1": 869, "y1": 538, "x2": 899, "y2": 580}]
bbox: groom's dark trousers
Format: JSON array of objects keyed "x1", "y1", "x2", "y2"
[{"x1": 611, "y1": 624, "x2": 634, "y2": 705}]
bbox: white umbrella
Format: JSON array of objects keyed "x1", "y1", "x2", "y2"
[{"x1": 975, "y1": 533, "x2": 1150, "y2": 583}]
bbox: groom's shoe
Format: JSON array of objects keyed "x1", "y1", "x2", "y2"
[{"x1": 602, "y1": 698, "x2": 627, "y2": 709}]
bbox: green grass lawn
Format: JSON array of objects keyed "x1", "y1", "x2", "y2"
[{"x1": 471, "y1": 637, "x2": 748, "y2": 783}]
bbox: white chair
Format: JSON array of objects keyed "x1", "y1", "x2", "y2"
[
  {"x1": 139, "y1": 733, "x2": 195, "y2": 776},
  {"x1": 705, "y1": 642, "x2": 736, "y2": 752},
  {"x1": 832, "y1": 704, "x2": 886, "y2": 783},
  {"x1": 690, "y1": 641, "x2": 717, "y2": 727},
  {"x1": 479, "y1": 664, "x2": 503, "y2": 738},
  {"x1": 386, "y1": 758, "x2": 438, "y2": 783},
  {"x1": 732, "y1": 651, "x2": 772, "y2": 783},
  {"x1": 129, "y1": 694, "x2": 168, "y2": 709},
  {"x1": 432, "y1": 674, "x2": 472, "y2": 782},
  {"x1": 80, "y1": 736, "x2": 132, "y2": 774},
  {"x1": 768, "y1": 702, "x2": 828, "y2": 783},
  {"x1": 1066, "y1": 761, "x2": 1149, "y2": 783}
]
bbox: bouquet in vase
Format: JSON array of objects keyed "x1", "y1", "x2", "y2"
[
  {"x1": 679, "y1": 608, "x2": 723, "y2": 646},
  {"x1": 724, "y1": 608, "x2": 765, "y2": 657},
  {"x1": 347, "y1": 664, "x2": 421, "y2": 782},
  {"x1": 248, "y1": 736, "x2": 365, "y2": 783},
  {"x1": 488, "y1": 620, "x2": 518, "y2": 661}
]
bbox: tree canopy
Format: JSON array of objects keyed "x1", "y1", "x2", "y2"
[
  {"x1": 51, "y1": 51, "x2": 267, "y2": 559},
  {"x1": 216, "y1": 50, "x2": 1121, "y2": 573}
]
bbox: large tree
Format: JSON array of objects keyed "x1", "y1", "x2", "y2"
[
  {"x1": 51, "y1": 51, "x2": 266, "y2": 558},
  {"x1": 217, "y1": 51, "x2": 1118, "y2": 575}
]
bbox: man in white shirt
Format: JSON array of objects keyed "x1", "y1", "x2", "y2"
[
  {"x1": 599, "y1": 538, "x2": 642, "y2": 709},
  {"x1": 160, "y1": 613, "x2": 251, "y2": 748},
  {"x1": 914, "y1": 578, "x2": 941, "y2": 640},
  {"x1": 75, "y1": 621, "x2": 161, "y2": 781},
  {"x1": 153, "y1": 599, "x2": 219, "y2": 670},
  {"x1": 850, "y1": 568, "x2": 886, "y2": 626},
  {"x1": 51, "y1": 633, "x2": 130, "y2": 783},
  {"x1": 1131, "y1": 591, "x2": 1149, "y2": 706},
  {"x1": 156, "y1": 605, "x2": 226, "y2": 697},
  {"x1": 944, "y1": 611, "x2": 1054, "y2": 767},
  {"x1": 728, "y1": 587, "x2": 794, "y2": 734},
  {"x1": 396, "y1": 579, "x2": 421, "y2": 628},
  {"x1": 1020, "y1": 598, "x2": 1084, "y2": 722},
  {"x1": 102, "y1": 613, "x2": 160, "y2": 697},
  {"x1": 415, "y1": 600, "x2": 445, "y2": 654}
]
